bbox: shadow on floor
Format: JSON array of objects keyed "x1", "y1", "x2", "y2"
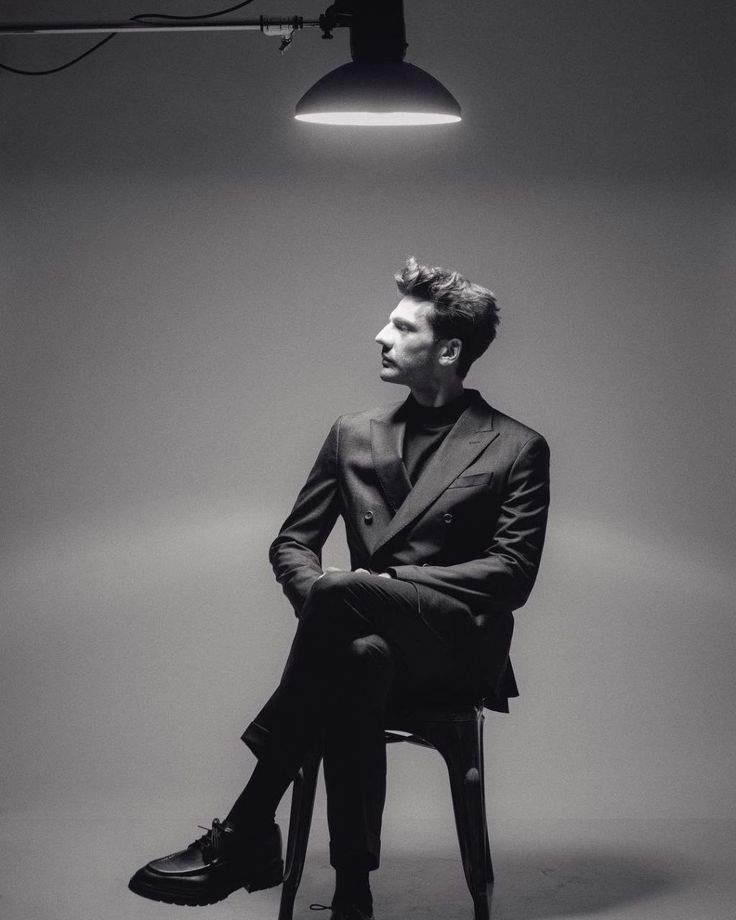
[
  {"x1": 294, "y1": 844, "x2": 694, "y2": 920},
  {"x1": 485, "y1": 846, "x2": 691, "y2": 920}
]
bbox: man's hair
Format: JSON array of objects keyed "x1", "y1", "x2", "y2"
[{"x1": 395, "y1": 256, "x2": 499, "y2": 379}]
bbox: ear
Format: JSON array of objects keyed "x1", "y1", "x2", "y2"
[{"x1": 438, "y1": 338, "x2": 462, "y2": 367}]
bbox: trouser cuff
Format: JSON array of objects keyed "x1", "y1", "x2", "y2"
[
  {"x1": 241, "y1": 720, "x2": 272, "y2": 759},
  {"x1": 329, "y1": 841, "x2": 380, "y2": 872}
]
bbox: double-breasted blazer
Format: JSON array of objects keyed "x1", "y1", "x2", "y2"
[{"x1": 269, "y1": 389, "x2": 550, "y2": 706}]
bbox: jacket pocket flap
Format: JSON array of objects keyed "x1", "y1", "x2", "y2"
[{"x1": 447, "y1": 471, "x2": 493, "y2": 489}]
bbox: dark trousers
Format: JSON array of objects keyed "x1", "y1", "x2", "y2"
[{"x1": 242, "y1": 570, "x2": 485, "y2": 870}]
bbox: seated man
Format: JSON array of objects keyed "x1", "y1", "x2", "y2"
[{"x1": 129, "y1": 257, "x2": 550, "y2": 920}]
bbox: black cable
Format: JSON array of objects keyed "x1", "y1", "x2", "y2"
[
  {"x1": 0, "y1": 0, "x2": 261, "y2": 76},
  {"x1": 0, "y1": 32, "x2": 117, "y2": 76},
  {"x1": 131, "y1": 0, "x2": 258, "y2": 22}
]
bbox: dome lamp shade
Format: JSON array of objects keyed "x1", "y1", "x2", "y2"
[
  {"x1": 294, "y1": 60, "x2": 461, "y2": 125},
  {"x1": 295, "y1": 1, "x2": 461, "y2": 127}
]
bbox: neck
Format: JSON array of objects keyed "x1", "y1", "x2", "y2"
[{"x1": 409, "y1": 377, "x2": 465, "y2": 407}]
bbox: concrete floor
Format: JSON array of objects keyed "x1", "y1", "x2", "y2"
[{"x1": 1, "y1": 808, "x2": 734, "y2": 920}]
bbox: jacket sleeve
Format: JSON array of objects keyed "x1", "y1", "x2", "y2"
[
  {"x1": 268, "y1": 418, "x2": 342, "y2": 615},
  {"x1": 389, "y1": 434, "x2": 550, "y2": 612}
]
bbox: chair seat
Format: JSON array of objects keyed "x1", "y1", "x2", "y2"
[{"x1": 386, "y1": 696, "x2": 485, "y2": 722}]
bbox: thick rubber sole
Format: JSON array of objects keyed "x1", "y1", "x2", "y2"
[{"x1": 128, "y1": 857, "x2": 284, "y2": 906}]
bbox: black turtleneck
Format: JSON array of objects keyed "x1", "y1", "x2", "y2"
[{"x1": 402, "y1": 390, "x2": 471, "y2": 485}]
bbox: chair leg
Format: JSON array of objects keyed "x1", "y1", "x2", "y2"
[
  {"x1": 485, "y1": 825, "x2": 494, "y2": 885},
  {"x1": 278, "y1": 750, "x2": 321, "y2": 920},
  {"x1": 438, "y1": 719, "x2": 493, "y2": 920},
  {"x1": 477, "y1": 721, "x2": 494, "y2": 886}
]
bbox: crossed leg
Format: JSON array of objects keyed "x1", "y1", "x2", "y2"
[
  {"x1": 241, "y1": 572, "x2": 484, "y2": 880},
  {"x1": 129, "y1": 570, "x2": 484, "y2": 913}
]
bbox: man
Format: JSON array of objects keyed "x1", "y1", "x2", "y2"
[{"x1": 129, "y1": 257, "x2": 550, "y2": 919}]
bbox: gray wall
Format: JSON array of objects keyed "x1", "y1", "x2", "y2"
[{"x1": 1, "y1": 0, "x2": 734, "y2": 834}]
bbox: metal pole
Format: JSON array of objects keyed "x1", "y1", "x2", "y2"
[{"x1": 0, "y1": 17, "x2": 326, "y2": 36}]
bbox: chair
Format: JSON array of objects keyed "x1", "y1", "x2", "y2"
[{"x1": 277, "y1": 699, "x2": 494, "y2": 920}]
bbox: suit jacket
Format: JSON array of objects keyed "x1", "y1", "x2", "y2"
[{"x1": 269, "y1": 389, "x2": 550, "y2": 707}]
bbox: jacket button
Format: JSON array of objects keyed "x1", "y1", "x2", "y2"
[
  {"x1": 363, "y1": 511, "x2": 374, "y2": 523},
  {"x1": 443, "y1": 512, "x2": 454, "y2": 524}
]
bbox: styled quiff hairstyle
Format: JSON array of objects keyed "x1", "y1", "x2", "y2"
[{"x1": 395, "y1": 256, "x2": 500, "y2": 379}]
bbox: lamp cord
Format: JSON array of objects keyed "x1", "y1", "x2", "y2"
[
  {"x1": 0, "y1": 0, "x2": 259, "y2": 76},
  {"x1": 0, "y1": 32, "x2": 117, "y2": 75},
  {"x1": 131, "y1": 0, "x2": 258, "y2": 22}
]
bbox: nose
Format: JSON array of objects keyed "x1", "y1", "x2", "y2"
[{"x1": 375, "y1": 323, "x2": 391, "y2": 347}]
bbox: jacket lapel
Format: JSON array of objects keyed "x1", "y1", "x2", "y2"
[
  {"x1": 370, "y1": 415, "x2": 412, "y2": 513},
  {"x1": 371, "y1": 392, "x2": 498, "y2": 557}
]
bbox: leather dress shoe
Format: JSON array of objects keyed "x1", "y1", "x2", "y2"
[{"x1": 128, "y1": 818, "x2": 283, "y2": 905}]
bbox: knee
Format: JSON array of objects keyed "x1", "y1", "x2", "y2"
[
  {"x1": 311, "y1": 570, "x2": 356, "y2": 599},
  {"x1": 346, "y1": 634, "x2": 392, "y2": 665},
  {"x1": 306, "y1": 570, "x2": 357, "y2": 612},
  {"x1": 342, "y1": 635, "x2": 395, "y2": 683},
  {"x1": 301, "y1": 571, "x2": 357, "y2": 631},
  {"x1": 333, "y1": 635, "x2": 395, "y2": 704}
]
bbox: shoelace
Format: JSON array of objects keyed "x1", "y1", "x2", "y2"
[
  {"x1": 191, "y1": 818, "x2": 227, "y2": 860},
  {"x1": 308, "y1": 904, "x2": 372, "y2": 919}
]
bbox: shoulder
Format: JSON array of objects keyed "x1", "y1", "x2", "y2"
[
  {"x1": 315, "y1": 401, "x2": 404, "y2": 458},
  {"x1": 492, "y1": 407, "x2": 547, "y2": 448},
  {"x1": 469, "y1": 390, "x2": 548, "y2": 452},
  {"x1": 330, "y1": 400, "x2": 405, "y2": 434},
  {"x1": 490, "y1": 411, "x2": 550, "y2": 478}
]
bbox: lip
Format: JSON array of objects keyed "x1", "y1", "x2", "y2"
[{"x1": 381, "y1": 356, "x2": 395, "y2": 366}]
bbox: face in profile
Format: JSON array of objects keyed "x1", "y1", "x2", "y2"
[{"x1": 374, "y1": 295, "x2": 447, "y2": 389}]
